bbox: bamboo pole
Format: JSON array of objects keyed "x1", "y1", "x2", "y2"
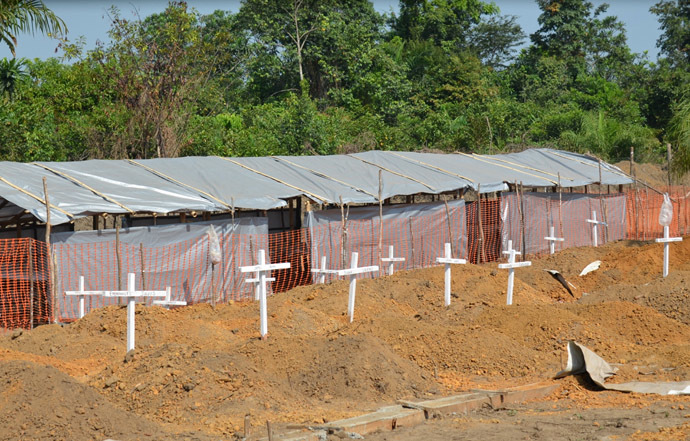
[
  {"x1": 408, "y1": 217, "x2": 415, "y2": 269},
  {"x1": 139, "y1": 243, "x2": 146, "y2": 290},
  {"x1": 598, "y1": 160, "x2": 609, "y2": 243},
  {"x1": 115, "y1": 216, "x2": 122, "y2": 292},
  {"x1": 666, "y1": 142, "x2": 671, "y2": 191},
  {"x1": 558, "y1": 173, "x2": 564, "y2": 241},
  {"x1": 476, "y1": 186, "x2": 486, "y2": 263},
  {"x1": 378, "y1": 170, "x2": 383, "y2": 274},
  {"x1": 444, "y1": 195, "x2": 455, "y2": 257},
  {"x1": 29, "y1": 242, "x2": 34, "y2": 329},
  {"x1": 517, "y1": 181, "x2": 526, "y2": 261},
  {"x1": 42, "y1": 178, "x2": 57, "y2": 324}
]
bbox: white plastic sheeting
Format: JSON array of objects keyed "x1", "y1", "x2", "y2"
[
  {"x1": 0, "y1": 148, "x2": 633, "y2": 226},
  {"x1": 305, "y1": 200, "x2": 467, "y2": 282},
  {"x1": 52, "y1": 217, "x2": 268, "y2": 320},
  {"x1": 500, "y1": 192, "x2": 627, "y2": 255}
]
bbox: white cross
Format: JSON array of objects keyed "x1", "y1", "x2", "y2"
[
  {"x1": 152, "y1": 287, "x2": 187, "y2": 309},
  {"x1": 435, "y1": 243, "x2": 466, "y2": 306},
  {"x1": 498, "y1": 240, "x2": 531, "y2": 305},
  {"x1": 544, "y1": 226, "x2": 565, "y2": 255},
  {"x1": 65, "y1": 276, "x2": 108, "y2": 319},
  {"x1": 381, "y1": 245, "x2": 406, "y2": 276},
  {"x1": 102, "y1": 273, "x2": 166, "y2": 352},
  {"x1": 239, "y1": 249, "x2": 290, "y2": 339},
  {"x1": 311, "y1": 256, "x2": 339, "y2": 284},
  {"x1": 655, "y1": 226, "x2": 683, "y2": 277},
  {"x1": 335, "y1": 252, "x2": 379, "y2": 323},
  {"x1": 586, "y1": 211, "x2": 607, "y2": 247}
]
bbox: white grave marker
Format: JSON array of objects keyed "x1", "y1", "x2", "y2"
[
  {"x1": 544, "y1": 226, "x2": 565, "y2": 255},
  {"x1": 152, "y1": 287, "x2": 187, "y2": 309},
  {"x1": 65, "y1": 276, "x2": 108, "y2": 319},
  {"x1": 586, "y1": 211, "x2": 607, "y2": 247},
  {"x1": 311, "y1": 256, "x2": 338, "y2": 284},
  {"x1": 239, "y1": 249, "x2": 290, "y2": 339},
  {"x1": 381, "y1": 245, "x2": 406, "y2": 275},
  {"x1": 435, "y1": 243, "x2": 466, "y2": 306},
  {"x1": 336, "y1": 252, "x2": 379, "y2": 323},
  {"x1": 498, "y1": 240, "x2": 531, "y2": 305},
  {"x1": 655, "y1": 226, "x2": 683, "y2": 278},
  {"x1": 102, "y1": 273, "x2": 166, "y2": 352}
]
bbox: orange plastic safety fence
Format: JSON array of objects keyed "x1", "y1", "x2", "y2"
[
  {"x1": 626, "y1": 187, "x2": 690, "y2": 240},
  {"x1": 0, "y1": 238, "x2": 51, "y2": 329},
  {"x1": 4, "y1": 188, "x2": 690, "y2": 329}
]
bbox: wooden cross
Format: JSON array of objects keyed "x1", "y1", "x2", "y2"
[
  {"x1": 586, "y1": 211, "x2": 607, "y2": 247},
  {"x1": 381, "y1": 245, "x2": 406, "y2": 276},
  {"x1": 336, "y1": 252, "x2": 378, "y2": 323},
  {"x1": 655, "y1": 225, "x2": 683, "y2": 277},
  {"x1": 102, "y1": 273, "x2": 166, "y2": 352},
  {"x1": 498, "y1": 240, "x2": 531, "y2": 305},
  {"x1": 239, "y1": 249, "x2": 290, "y2": 339},
  {"x1": 65, "y1": 275, "x2": 108, "y2": 319},
  {"x1": 152, "y1": 287, "x2": 187, "y2": 309},
  {"x1": 544, "y1": 225, "x2": 565, "y2": 255},
  {"x1": 311, "y1": 256, "x2": 339, "y2": 284},
  {"x1": 435, "y1": 243, "x2": 466, "y2": 306}
]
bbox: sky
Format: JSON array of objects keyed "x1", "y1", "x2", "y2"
[{"x1": 0, "y1": 0, "x2": 664, "y2": 61}]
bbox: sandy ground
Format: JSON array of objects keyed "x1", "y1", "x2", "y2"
[{"x1": 1, "y1": 235, "x2": 690, "y2": 440}]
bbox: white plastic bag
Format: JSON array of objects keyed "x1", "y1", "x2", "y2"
[
  {"x1": 207, "y1": 226, "x2": 222, "y2": 265},
  {"x1": 659, "y1": 193, "x2": 673, "y2": 227}
]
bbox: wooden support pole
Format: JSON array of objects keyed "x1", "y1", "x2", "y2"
[
  {"x1": 115, "y1": 215, "x2": 122, "y2": 292},
  {"x1": 378, "y1": 170, "x2": 383, "y2": 272},
  {"x1": 42, "y1": 177, "x2": 57, "y2": 324},
  {"x1": 666, "y1": 142, "x2": 671, "y2": 191},
  {"x1": 443, "y1": 196, "x2": 455, "y2": 256},
  {"x1": 28, "y1": 242, "x2": 34, "y2": 329},
  {"x1": 408, "y1": 217, "x2": 415, "y2": 268},
  {"x1": 518, "y1": 181, "x2": 526, "y2": 262},
  {"x1": 139, "y1": 243, "x2": 146, "y2": 290},
  {"x1": 340, "y1": 196, "x2": 348, "y2": 269}
]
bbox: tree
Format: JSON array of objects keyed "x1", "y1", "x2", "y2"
[
  {"x1": 85, "y1": 2, "x2": 210, "y2": 159},
  {"x1": 0, "y1": 0, "x2": 66, "y2": 56},
  {"x1": 651, "y1": 0, "x2": 690, "y2": 69},
  {"x1": 392, "y1": 0, "x2": 497, "y2": 44},
  {"x1": 0, "y1": 57, "x2": 27, "y2": 100}
]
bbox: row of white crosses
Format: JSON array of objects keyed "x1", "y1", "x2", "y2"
[
  {"x1": 434, "y1": 241, "x2": 531, "y2": 307},
  {"x1": 66, "y1": 273, "x2": 184, "y2": 352}
]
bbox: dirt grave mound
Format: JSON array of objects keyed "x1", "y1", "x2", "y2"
[
  {"x1": 0, "y1": 359, "x2": 216, "y2": 441},
  {"x1": 2, "y1": 238, "x2": 690, "y2": 439}
]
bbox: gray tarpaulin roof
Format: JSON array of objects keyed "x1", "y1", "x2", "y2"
[{"x1": 0, "y1": 148, "x2": 632, "y2": 226}]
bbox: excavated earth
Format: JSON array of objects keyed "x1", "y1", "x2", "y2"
[{"x1": 2, "y1": 236, "x2": 690, "y2": 440}]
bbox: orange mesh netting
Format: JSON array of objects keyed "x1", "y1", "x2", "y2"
[{"x1": 1, "y1": 188, "x2": 689, "y2": 329}]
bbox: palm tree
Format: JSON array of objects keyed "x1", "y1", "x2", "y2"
[
  {"x1": 0, "y1": 0, "x2": 66, "y2": 57},
  {"x1": 0, "y1": 57, "x2": 28, "y2": 100}
]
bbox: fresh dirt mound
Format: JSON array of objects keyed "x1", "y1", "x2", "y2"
[
  {"x1": 0, "y1": 359, "x2": 214, "y2": 441},
  {"x1": 3, "y1": 238, "x2": 690, "y2": 439}
]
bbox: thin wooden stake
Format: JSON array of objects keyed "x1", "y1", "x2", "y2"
[
  {"x1": 139, "y1": 243, "x2": 146, "y2": 290},
  {"x1": 28, "y1": 242, "x2": 34, "y2": 329},
  {"x1": 443, "y1": 196, "x2": 455, "y2": 256},
  {"x1": 409, "y1": 217, "x2": 415, "y2": 269},
  {"x1": 558, "y1": 173, "x2": 564, "y2": 241},
  {"x1": 378, "y1": 170, "x2": 383, "y2": 273},
  {"x1": 518, "y1": 181, "x2": 526, "y2": 262},
  {"x1": 42, "y1": 177, "x2": 57, "y2": 323},
  {"x1": 666, "y1": 142, "x2": 671, "y2": 188},
  {"x1": 115, "y1": 215, "x2": 122, "y2": 292},
  {"x1": 340, "y1": 196, "x2": 348, "y2": 269},
  {"x1": 244, "y1": 415, "x2": 251, "y2": 438},
  {"x1": 266, "y1": 420, "x2": 274, "y2": 441}
]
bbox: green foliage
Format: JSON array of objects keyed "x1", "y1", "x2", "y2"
[
  {"x1": 0, "y1": 0, "x2": 685, "y2": 170},
  {"x1": 0, "y1": 0, "x2": 66, "y2": 56}
]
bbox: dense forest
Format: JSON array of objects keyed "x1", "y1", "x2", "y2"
[{"x1": 0, "y1": 0, "x2": 689, "y2": 176}]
